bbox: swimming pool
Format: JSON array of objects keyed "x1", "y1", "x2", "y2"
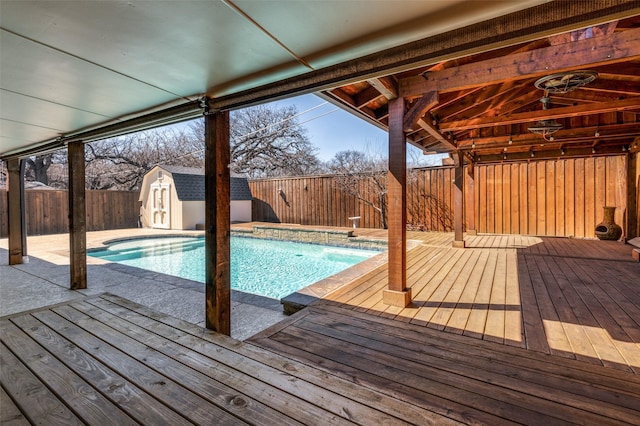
[{"x1": 89, "y1": 236, "x2": 379, "y2": 299}]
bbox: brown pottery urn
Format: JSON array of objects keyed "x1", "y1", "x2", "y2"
[{"x1": 595, "y1": 206, "x2": 622, "y2": 240}]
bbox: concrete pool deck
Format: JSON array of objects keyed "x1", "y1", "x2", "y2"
[
  {"x1": 0, "y1": 228, "x2": 290, "y2": 340},
  {"x1": 0, "y1": 226, "x2": 391, "y2": 340}
]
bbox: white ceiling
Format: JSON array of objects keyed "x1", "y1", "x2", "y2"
[{"x1": 0, "y1": 0, "x2": 546, "y2": 157}]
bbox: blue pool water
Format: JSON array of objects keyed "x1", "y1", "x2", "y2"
[{"x1": 89, "y1": 237, "x2": 379, "y2": 299}]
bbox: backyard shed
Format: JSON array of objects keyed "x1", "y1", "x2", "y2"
[{"x1": 139, "y1": 165, "x2": 252, "y2": 229}]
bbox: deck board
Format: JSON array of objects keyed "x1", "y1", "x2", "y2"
[
  {"x1": 249, "y1": 304, "x2": 640, "y2": 425},
  {"x1": 3, "y1": 294, "x2": 454, "y2": 425},
  {"x1": 0, "y1": 386, "x2": 30, "y2": 426},
  {"x1": 319, "y1": 234, "x2": 640, "y2": 372}
]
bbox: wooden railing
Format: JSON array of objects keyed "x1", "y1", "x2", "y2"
[{"x1": 0, "y1": 190, "x2": 140, "y2": 237}]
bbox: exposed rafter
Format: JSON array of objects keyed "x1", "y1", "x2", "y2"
[
  {"x1": 457, "y1": 123, "x2": 640, "y2": 150},
  {"x1": 320, "y1": 14, "x2": 640, "y2": 165},
  {"x1": 416, "y1": 118, "x2": 457, "y2": 151},
  {"x1": 403, "y1": 92, "x2": 438, "y2": 132},
  {"x1": 440, "y1": 96, "x2": 640, "y2": 131},
  {"x1": 400, "y1": 27, "x2": 640, "y2": 98},
  {"x1": 367, "y1": 76, "x2": 398, "y2": 100}
]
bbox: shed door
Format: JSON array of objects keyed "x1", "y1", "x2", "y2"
[{"x1": 150, "y1": 183, "x2": 170, "y2": 229}]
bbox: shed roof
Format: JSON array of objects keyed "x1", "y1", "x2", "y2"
[{"x1": 156, "y1": 165, "x2": 252, "y2": 201}]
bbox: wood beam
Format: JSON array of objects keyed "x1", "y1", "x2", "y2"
[
  {"x1": 548, "y1": 21, "x2": 618, "y2": 45},
  {"x1": 440, "y1": 96, "x2": 640, "y2": 132},
  {"x1": 582, "y1": 79, "x2": 640, "y2": 96},
  {"x1": 384, "y1": 96, "x2": 410, "y2": 307},
  {"x1": 433, "y1": 86, "x2": 495, "y2": 120},
  {"x1": 367, "y1": 76, "x2": 398, "y2": 100},
  {"x1": 417, "y1": 118, "x2": 457, "y2": 151},
  {"x1": 205, "y1": 109, "x2": 231, "y2": 335},
  {"x1": 210, "y1": 2, "x2": 640, "y2": 111},
  {"x1": 355, "y1": 86, "x2": 383, "y2": 108},
  {"x1": 475, "y1": 144, "x2": 629, "y2": 163},
  {"x1": 403, "y1": 92, "x2": 438, "y2": 132},
  {"x1": 400, "y1": 27, "x2": 640, "y2": 98},
  {"x1": 67, "y1": 141, "x2": 87, "y2": 290},
  {"x1": 457, "y1": 123, "x2": 640, "y2": 151},
  {"x1": 6, "y1": 159, "x2": 26, "y2": 265},
  {"x1": 453, "y1": 151, "x2": 466, "y2": 248}
]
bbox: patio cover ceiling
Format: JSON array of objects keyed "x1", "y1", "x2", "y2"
[
  {"x1": 1, "y1": 1, "x2": 639, "y2": 160},
  {"x1": 322, "y1": 12, "x2": 640, "y2": 163}
]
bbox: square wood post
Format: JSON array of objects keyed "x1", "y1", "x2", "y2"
[
  {"x1": 466, "y1": 162, "x2": 477, "y2": 236},
  {"x1": 204, "y1": 107, "x2": 231, "y2": 335},
  {"x1": 383, "y1": 96, "x2": 411, "y2": 307},
  {"x1": 627, "y1": 152, "x2": 638, "y2": 239},
  {"x1": 6, "y1": 158, "x2": 27, "y2": 265},
  {"x1": 68, "y1": 141, "x2": 87, "y2": 289},
  {"x1": 453, "y1": 150, "x2": 466, "y2": 248}
]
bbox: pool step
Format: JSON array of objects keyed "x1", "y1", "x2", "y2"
[{"x1": 91, "y1": 240, "x2": 203, "y2": 261}]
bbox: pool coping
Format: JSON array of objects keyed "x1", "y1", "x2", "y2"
[{"x1": 280, "y1": 239, "x2": 421, "y2": 315}]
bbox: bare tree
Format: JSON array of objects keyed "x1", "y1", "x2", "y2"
[
  {"x1": 23, "y1": 102, "x2": 321, "y2": 190},
  {"x1": 24, "y1": 153, "x2": 57, "y2": 185},
  {"x1": 84, "y1": 128, "x2": 203, "y2": 190},
  {"x1": 406, "y1": 166, "x2": 454, "y2": 231},
  {"x1": 190, "y1": 104, "x2": 320, "y2": 178},
  {"x1": 328, "y1": 149, "x2": 389, "y2": 229}
]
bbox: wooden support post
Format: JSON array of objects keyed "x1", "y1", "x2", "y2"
[
  {"x1": 453, "y1": 151, "x2": 466, "y2": 248},
  {"x1": 628, "y1": 152, "x2": 638, "y2": 239},
  {"x1": 466, "y1": 160, "x2": 477, "y2": 236},
  {"x1": 383, "y1": 96, "x2": 411, "y2": 307},
  {"x1": 6, "y1": 159, "x2": 27, "y2": 265},
  {"x1": 204, "y1": 108, "x2": 231, "y2": 335},
  {"x1": 68, "y1": 141, "x2": 87, "y2": 289}
]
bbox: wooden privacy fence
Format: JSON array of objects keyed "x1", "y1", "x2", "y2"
[
  {"x1": 250, "y1": 155, "x2": 630, "y2": 239},
  {"x1": 250, "y1": 168, "x2": 466, "y2": 232},
  {"x1": 475, "y1": 156, "x2": 628, "y2": 238},
  {"x1": 0, "y1": 190, "x2": 140, "y2": 237}
]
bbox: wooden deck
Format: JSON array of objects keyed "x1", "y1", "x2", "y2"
[
  {"x1": 319, "y1": 233, "x2": 640, "y2": 373},
  {"x1": 1, "y1": 294, "x2": 462, "y2": 425},
  {"x1": 249, "y1": 304, "x2": 640, "y2": 425},
  {"x1": 4, "y1": 296, "x2": 640, "y2": 425}
]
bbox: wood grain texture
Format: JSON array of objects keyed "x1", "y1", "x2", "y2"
[
  {"x1": 250, "y1": 303, "x2": 640, "y2": 425},
  {"x1": 68, "y1": 141, "x2": 87, "y2": 290},
  {"x1": 318, "y1": 232, "x2": 640, "y2": 373},
  {"x1": 249, "y1": 156, "x2": 627, "y2": 238},
  {"x1": 0, "y1": 190, "x2": 139, "y2": 238},
  {"x1": 205, "y1": 111, "x2": 231, "y2": 334},
  {"x1": 1, "y1": 294, "x2": 455, "y2": 425}
]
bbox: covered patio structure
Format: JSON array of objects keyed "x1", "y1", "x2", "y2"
[{"x1": 2, "y1": 1, "x2": 640, "y2": 423}]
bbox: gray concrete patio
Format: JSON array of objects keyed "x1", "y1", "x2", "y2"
[{"x1": 0, "y1": 229, "x2": 287, "y2": 340}]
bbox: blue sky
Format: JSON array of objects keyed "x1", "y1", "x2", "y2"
[
  {"x1": 269, "y1": 93, "x2": 389, "y2": 162},
  {"x1": 268, "y1": 94, "x2": 446, "y2": 165}
]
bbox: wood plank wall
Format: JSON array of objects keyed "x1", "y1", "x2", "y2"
[
  {"x1": 250, "y1": 156, "x2": 630, "y2": 239},
  {"x1": 0, "y1": 190, "x2": 139, "y2": 237},
  {"x1": 475, "y1": 156, "x2": 628, "y2": 238},
  {"x1": 250, "y1": 168, "x2": 460, "y2": 233}
]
